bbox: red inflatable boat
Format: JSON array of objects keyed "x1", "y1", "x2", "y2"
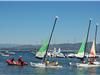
[{"x1": 6, "y1": 59, "x2": 28, "y2": 66}]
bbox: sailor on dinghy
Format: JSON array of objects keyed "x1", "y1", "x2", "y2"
[
  {"x1": 45, "y1": 60, "x2": 59, "y2": 66},
  {"x1": 30, "y1": 16, "x2": 62, "y2": 68}
]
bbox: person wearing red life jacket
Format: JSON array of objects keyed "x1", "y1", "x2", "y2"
[{"x1": 17, "y1": 56, "x2": 24, "y2": 66}]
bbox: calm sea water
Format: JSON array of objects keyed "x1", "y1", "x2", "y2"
[{"x1": 0, "y1": 51, "x2": 100, "y2": 75}]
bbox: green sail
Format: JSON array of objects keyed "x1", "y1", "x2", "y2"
[
  {"x1": 76, "y1": 37, "x2": 86, "y2": 58},
  {"x1": 76, "y1": 19, "x2": 91, "y2": 58},
  {"x1": 36, "y1": 40, "x2": 48, "y2": 58}
]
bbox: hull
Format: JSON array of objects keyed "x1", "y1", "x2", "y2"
[
  {"x1": 76, "y1": 63, "x2": 100, "y2": 67},
  {"x1": 56, "y1": 53, "x2": 65, "y2": 58},
  {"x1": 0, "y1": 53, "x2": 10, "y2": 57},
  {"x1": 35, "y1": 56, "x2": 43, "y2": 59},
  {"x1": 1, "y1": 54, "x2": 10, "y2": 57},
  {"x1": 66, "y1": 54, "x2": 75, "y2": 58},
  {"x1": 30, "y1": 62, "x2": 62, "y2": 68},
  {"x1": 6, "y1": 60, "x2": 28, "y2": 66},
  {"x1": 56, "y1": 56, "x2": 65, "y2": 58},
  {"x1": 69, "y1": 61, "x2": 100, "y2": 67}
]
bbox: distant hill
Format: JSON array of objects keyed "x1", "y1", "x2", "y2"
[
  {"x1": 0, "y1": 44, "x2": 19, "y2": 48},
  {"x1": 0, "y1": 42, "x2": 100, "y2": 52}
]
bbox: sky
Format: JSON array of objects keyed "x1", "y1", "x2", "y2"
[
  {"x1": 0, "y1": 1, "x2": 100, "y2": 45},
  {"x1": 0, "y1": 0, "x2": 100, "y2": 1}
]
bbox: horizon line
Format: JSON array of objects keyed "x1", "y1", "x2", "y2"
[{"x1": 0, "y1": 42, "x2": 99, "y2": 45}]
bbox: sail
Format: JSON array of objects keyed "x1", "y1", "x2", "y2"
[
  {"x1": 36, "y1": 40, "x2": 48, "y2": 58},
  {"x1": 89, "y1": 24, "x2": 98, "y2": 58},
  {"x1": 43, "y1": 16, "x2": 58, "y2": 62},
  {"x1": 53, "y1": 47, "x2": 57, "y2": 53},
  {"x1": 76, "y1": 38, "x2": 86, "y2": 58},
  {"x1": 58, "y1": 48, "x2": 61, "y2": 53},
  {"x1": 76, "y1": 19, "x2": 91, "y2": 58},
  {"x1": 89, "y1": 40, "x2": 96, "y2": 57}
]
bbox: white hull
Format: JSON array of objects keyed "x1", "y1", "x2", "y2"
[
  {"x1": 30, "y1": 62, "x2": 62, "y2": 68},
  {"x1": 56, "y1": 53, "x2": 65, "y2": 58},
  {"x1": 7, "y1": 52, "x2": 15, "y2": 55},
  {"x1": 1, "y1": 54, "x2": 10, "y2": 57},
  {"x1": 47, "y1": 52, "x2": 65, "y2": 58},
  {"x1": 66, "y1": 53, "x2": 75, "y2": 58},
  {"x1": 76, "y1": 62, "x2": 100, "y2": 67},
  {"x1": 69, "y1": 61, "x2": 100, "y2": 67},
  {"x1": 5, "y1": 51, "x2": 15, "y2": 55}
]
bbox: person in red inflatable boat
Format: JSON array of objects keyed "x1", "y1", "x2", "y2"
[{"x1": 17, "y1": 56, "x2": 24, "y2": 65}]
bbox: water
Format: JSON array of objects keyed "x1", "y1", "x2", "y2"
[{"x1": 0, "y1": 51, "x2": 100, "y2": 75}]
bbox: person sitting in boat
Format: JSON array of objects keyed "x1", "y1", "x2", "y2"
[
  {"x1": 50, "y1": 61, "x2": 59, "y2": 66},
  {"x1": 45, "y1": 60, "x2": 49, "y2": 65},
  {"x1": 81, "y1": 58, "x2": 85, "y2": 64},
  {"x1": 88, "y1": 58, "x2": 94, "y2": 64},
  {"x1": 18, "y1": 56, "x2": 24, "y2": 65},
  {"x1": 10, "y1": 58, "x2": 16, "y2": 64},
  {"x1": 82, "y1": 60, "x2": 85, "y2": 64},
  {"x1": 53, "y1": 61, "x2": 59, "y2": 66}
]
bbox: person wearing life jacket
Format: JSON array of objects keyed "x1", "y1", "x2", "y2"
[
  {"x1": 11, "y1": 58, "x2": 16, "y2": 64},
  {"x1": 45, "y1": 60, "x2": 49, "y2": 66},
  {"x1": 55, "y1": 61, "x2": 58, "y2": 66},
  {"x1": 6, "y1": 58, "x2": 16, "y2": 65},
  {"x1": 81, "y1": 58, "x2": 85, "y2": 64},
  {"x1": 18, "y1": 56, "x2": 24, "y2": 66}
]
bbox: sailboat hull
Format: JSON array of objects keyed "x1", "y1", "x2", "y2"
[
  {"x1": 30, "y1": 62, "x2": 62, "y2": 68},
  {"x1": 35, "y1": 56, "x2": 43, "y2": 59},
  {"x1": 76, "y1": 63, "x2": 100, "y2": 67}
]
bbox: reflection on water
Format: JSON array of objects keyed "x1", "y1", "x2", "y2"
[
  {"x1": 76, "y1": 67, "x2": 97, "y2": 75},
  {"x1": 76, "y1": 68, "x2": 84, "y2": 75},
  {"x1": 34, "y1": 68, "x2": 48, "y2": 75},
  {"x1": 88, "y1": 68, "x2": 96, "y2": 75},
  {"x1": 35, "y1": 68, "x2": 56, "y2": 75}
]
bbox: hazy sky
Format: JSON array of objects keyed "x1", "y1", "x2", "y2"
[
  {"x1": 0, "y1": 1, "x2": 100, "y2": 45},
  {"x1": 0, "y1": 0, "x2": 100, "y2": 1}
]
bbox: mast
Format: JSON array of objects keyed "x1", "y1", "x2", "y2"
[
  {"x1": 43, "y1": 16, "x2": 59, "y2": 62},
  {"x1": 94, "y1": 24, "x2": 98, "y2": 53},
  {"x1": 95, "y1": 24, "x2": 98, "y2": 45},
  {"x1": 84, "y1": 18, "x2": 92, "y2": 57}
]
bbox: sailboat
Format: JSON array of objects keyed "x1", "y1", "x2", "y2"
[
  {"x1": 69, "y1": 18, "x2": 91, "y2": 66},
  {"x1": 88, "y1": 24, "x2": 100, "y2": 65},
  {"x1": 49, "y1": 48, "x2": 65, "y2": 58},
  {"x1": 49, "y1": 47, "x2": 57, "y2": 57},
  {"x1": 75, "y1": 18, "x2": 91, "y2": 59},
  {"x1": 89, "y1": 24, "x2": 98, "y2": 58},
  {"x1": 68, "y1": 19, "x2": 91, "y2": 58},
  {"x1": 30, "y1": 16, "x2": 62, "y2": 68},
  {"x1": 56, "y1": 48, "x2": 65, "y2": 58},
  {"x1": 76, "y1": 24, "x2": 100, "y2": 67}
]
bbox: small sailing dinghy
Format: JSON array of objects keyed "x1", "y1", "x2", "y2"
[
  {"x1": 75, "y1": 18, "x2": 91, "y2": 59},
  {"x1": 48, "y1": 48, "x2": 65, "y2": 58},
  {"x1": 76, "y1": 23, "x2": 100, "y2": 67},
  {"x1": 70, "y1": 18, "x2": 99, "y2": 67},
  {"x1": 56, "y1": 48, "x2": 65, "y2": 58},
  {"x1": 76, "y1": 41, "x2": 100, "y2": 67},
  {"x1": 30, "y1": 16, "x2": 62, "y2": 68}
]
